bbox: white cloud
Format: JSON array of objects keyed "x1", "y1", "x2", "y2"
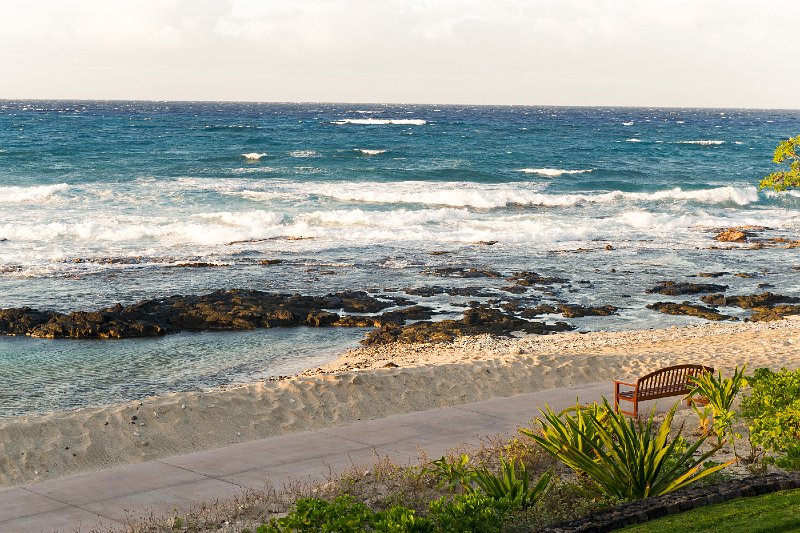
[{"x1": 0, "y1": 0, "x2": 796, "y2": 107}]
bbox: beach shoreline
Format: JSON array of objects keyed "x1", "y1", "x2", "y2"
[{"x1": 2, "y1": 318, "x2": 799, "y2": 488}]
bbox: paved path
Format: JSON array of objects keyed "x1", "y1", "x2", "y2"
[{"x1": 0, "y1": 381, "x2": 642, "y2": 532}]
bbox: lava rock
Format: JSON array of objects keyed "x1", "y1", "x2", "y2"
[
  {"x1": 646, "y1": 302, "x2": 737, "y2": 321},
  {"x1": 646, "y1": 281, "x2": 728, "y2": 296}
]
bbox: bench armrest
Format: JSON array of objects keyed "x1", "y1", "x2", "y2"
[{"x1": 613, "y1": 380, "x2": 636, "y2": 387}]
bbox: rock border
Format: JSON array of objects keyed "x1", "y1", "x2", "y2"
[{"x1": 541, "y1": 472, "x2": 800, "y2": 532}]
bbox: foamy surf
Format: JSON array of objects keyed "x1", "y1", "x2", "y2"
[
  {"x1": 241, "y1": 152, "x2": 268, "y2": 160},
  {"x1": 517, "y1": 168, "x2": 592, "y2": 177},
  {"x1": 332, "y1": 118, "x2": 427, "y2": 126},
  {"x1": 0, "y1": 183, "x2": 69, "y2": 203},
  {"x1": 356, "y1": 149, "x2": 388, "y2": 155},
  {"x1": 676, "y1": 140, "x2": 725, "y2": 145}
]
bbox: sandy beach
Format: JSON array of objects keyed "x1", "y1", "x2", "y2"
[{"x1": 1, "y1": 318, "x2": 799, "y2": 488}]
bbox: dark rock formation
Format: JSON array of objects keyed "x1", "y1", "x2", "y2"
[
  {"x1": 0, "y1": 290, "x2": 401, "y2": 339},
  {"x1": 507, "y1": 271, "x2": 569, "y2": 286},
  {"x1": 646, "y1": 302, "x2": 737, "y2": 321},
  {"x1": 422, "y1": 267, "x2": 503, "y2": 278},
  {"x1": 362, "y1": 305, "x2": 573, "y2": 345},
  {"x1": 557, "y1": 304, "x2": 619, "y2": 318},
  {"x1": 404, "y1": 286, "x2": 496, "y2": 297},
  {"x1": 646, "y1": 281, "x2": 728, "y2": 296},
  {"x1": 699, "y1": 292, "x2": 800, "y2": 309}
]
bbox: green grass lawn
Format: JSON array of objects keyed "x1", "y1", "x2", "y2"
[{"x1": 619, "y1": 489, "x2": 800, "y2": 533}]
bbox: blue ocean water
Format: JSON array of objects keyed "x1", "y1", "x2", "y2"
[{"x1": 1, "y1": 101, "x2": 799, "y2": 416}]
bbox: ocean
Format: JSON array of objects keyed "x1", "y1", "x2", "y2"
[{"x1": 1, "y1": 100, "x2": 799, "y2": 416}]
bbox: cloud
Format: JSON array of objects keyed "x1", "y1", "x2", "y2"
[{"x1": 0, "y1": 0, "x2": 797, "y2": 107}]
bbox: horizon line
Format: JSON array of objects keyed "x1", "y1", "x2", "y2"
[{"x1": 1, "y1": 97, "x2": 799, "y2": 113}]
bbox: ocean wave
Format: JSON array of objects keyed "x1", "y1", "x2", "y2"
[
  {"x1": 331, "y1": 118, "x2": 427, "y2": 126},
  {"x1": 241, "y1": 152, "x2": 268, "y2": 160},
  {"x1": 625, "y1": 138, "x2": 642, "y2": 143},
  {"x1": 517, "y1": 168, "x2": 592, "y2": 177},
  {"x1": 192, "y1": 210, "x2": 285, "y2": 227},
  {"x1": 675, "y1": 140, "x2": 725, "y2": 145},
  {"x1": 356, "y1": 149, "x2": 388, "y2": 155},
  {"x1": 289, "y1": 150, "x2": 319, "y2": 158},
  {"x1": 313, "y1": 182, "x2": 759, "y2": 209},
  {"x1": 0, "y1": 183, "x2": 68, "y2": 203},
  {"x1": 231, "y1": 167, "x2": 276, "y2": 174},
  {"x1": 622, "y1": 121, "x2": 634, "y2": 126}
]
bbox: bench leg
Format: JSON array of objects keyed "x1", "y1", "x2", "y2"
[
  {"x1": 614, "y1": 382, "x2": 620, "y2": 413},
  {"x1": 633, "y1": 398, "x2": 638, "y2": 419}
]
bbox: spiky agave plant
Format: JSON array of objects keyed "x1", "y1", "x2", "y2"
[
  {"x1": 688, "y1": 366, "x2": 747, "y2": 446},
  {"x1": 469, "y1": 456, "x2": 551, "y2": 509},
  {"x1": 526, "y1": 398, "x2": 731, "y2": 501}
]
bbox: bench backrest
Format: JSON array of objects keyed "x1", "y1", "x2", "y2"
[{"x1": 636, "y1": 364, "x2": 714, "y2": 401}]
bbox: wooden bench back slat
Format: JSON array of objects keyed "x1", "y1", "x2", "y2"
[{"x1": 635, "y1": 364, "x2": 712, "y2": 401}]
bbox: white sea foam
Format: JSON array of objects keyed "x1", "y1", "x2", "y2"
[
  {"x1": 192, "y1": 210, "x2": 285, "y2": 227},
  {"x1": 0, "y1": 183, "x2": 68, "y2": 203},
  {"x1": 332, "y1": 118, "x2": 427, "y2": 126},
  {"x1": 676, "y1": 140, "x2": 725, "y2": 145},
  {"x1": 241, "y1": 152, "x2": 268, "y2": 160},
  {"x1": 626, "y1": 138, "x2": 642, "y2": 143},
  {"x1": 312, "y1": 182, "x2": 759, "y2": 209},
  {"x1": 356, "y1": 149, "x2": 388, "y2": 155},
  {"x1": 231, "y1": 167, "x2": 276, "y2": 174},
  {"x1": 622, "y1": 121, "x2": 634, "y2": 126},
  {"x1": 289, "y1": 150, "x2": 318, "y2": 158},
  {"x1": 517, "y1": 168, "x2": 593, "y2": 177}
]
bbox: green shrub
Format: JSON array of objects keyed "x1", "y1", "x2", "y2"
[
  {"x1": 423, "y1": 454, "x2": 473, "y2": 493},
  {"x1": 263, "y1": 496, "x2": 435, "y2": 532},
  {"x1": 373, "y1": 505, "x2": 435, "y2": 533},
  {"x1": 264, "y1": 496, "x2": 373, "y2": 532},
  {"x1": 742, "y1": 368, "x2": 800, "y2": 470},
  {"x1": 688, "y1": 366, "x2": 746, "y2": 446},
  {"x1": 526, "y1": 398, "x2": 730, "y2": 501},
  {"x1": 470, "y1": 456, "x2": 551, "y2": 509},
  {"x1": 428, "y1": 492, "x2": 511, "y2": 533}
]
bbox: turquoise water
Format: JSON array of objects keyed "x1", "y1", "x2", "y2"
[{"x1": 1, "y1": 101, "x2": 799, "y2": 415}]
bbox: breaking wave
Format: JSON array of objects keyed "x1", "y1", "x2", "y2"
[
  {"x1": 676, "y1": 140, "x2": 725, "y2": 145},
  {"x1": 0, "y1": 183, "x2": 69, "y2": 203},
  {"x1": 517, "y1": 168, "x2": 593, "y2": 177},
  {"x1": 314, "y1": 183, "x2": 760, "y2": 209},
  {"x1": 356, "y1": 149, "x2": 388, "y2": 155},
  {"x1": 241, "y1": 152, "x2": 268, "y2": 160},
  {"x1": 332, "y1": 118, "x2": 427, "y2": 126}
]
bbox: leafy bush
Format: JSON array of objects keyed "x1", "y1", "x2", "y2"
[
  {"x1": 741, "y1": 368, "x2": 800, "y2": 470},
  {"x1": 526, "y1": 398, "x2": 730, "y2": 501},
  {"x1": 688, "y1": 366, "x2": 746, "y2": 445},
  {"x1": 262, "y1": 495, "x2": 433, "y2": 532},
  {"x1": 428, "y1": 492, "x2": 511, "y2": 533}
]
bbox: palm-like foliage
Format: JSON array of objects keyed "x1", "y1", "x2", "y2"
[
  {"x1": 688, "y1": 366, "x2": 746, "y2": 445},
  {"x1": 470, "y1": 456, "x2": 551, "y2": 509},
  {"x1": 526, "y1": 398, "x2": 731, "y2": 501}
]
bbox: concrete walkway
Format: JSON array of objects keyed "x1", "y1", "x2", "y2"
[{"x1": 0, "y1": 381, "x2": 634, "y2": 532}]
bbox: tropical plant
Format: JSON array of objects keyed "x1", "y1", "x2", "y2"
[
  {"x1": 527, "y1": 398, "x2": 731, "y2": 501},
  {"x1": 470, "y1": 456, "x2": 551, "y2": 509},
  {"x1": 424, "y1": 453, "x2": 551, "y2": 509},
  {"x1": 741, "y1": 367, "x2": 800, "y2": 470},
  {"x1": 687, "y1": 366, "x2": 747, "y2": 447},
  {"x1": 428, "y1": 491, "x2": 511, "y2": 533},
  {"x1": 520, "y1": 400, "x2": 607, "y2": 464},
  {"x1": 423, "y1": 454, "x2": 473, "y2": 493},
  {"x1": 262, "y1": 496, "x2": 435, "y2": 533},
  {"x1": 759, "y1": 135, "x2": 800, "y2": 191}
]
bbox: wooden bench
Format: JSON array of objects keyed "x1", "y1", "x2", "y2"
[{"x1": 614, "y1": 364, "x2": 713, "y2": 417}]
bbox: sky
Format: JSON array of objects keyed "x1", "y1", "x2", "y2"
[{"x1": 0, "y1": 0, "x2": 797, "y2": 108}]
